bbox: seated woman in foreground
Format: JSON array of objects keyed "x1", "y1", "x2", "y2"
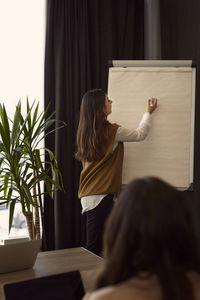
[{"x1": 83, "y1": 177, "x2": 200, "y2": 300}]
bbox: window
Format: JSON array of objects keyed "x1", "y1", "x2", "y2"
[{"x1": 0, "y1": 0, "x2": 45, "y2": 239}]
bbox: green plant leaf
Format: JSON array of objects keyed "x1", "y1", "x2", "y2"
[
  {"x1": 11, "y1": 101, "x2": 21, "y2": 148},
  {"x1": 9, "y1": 199, "x2": 16, "y2": 232}
]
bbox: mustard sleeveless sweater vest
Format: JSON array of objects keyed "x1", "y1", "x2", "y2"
[{"x1": 78, "y1": 123, "x2": 124, "y2": 198}]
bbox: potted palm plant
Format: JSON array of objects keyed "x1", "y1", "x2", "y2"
[{"x1": 0, "y1": 99, "x2": 66, "y2": 249}]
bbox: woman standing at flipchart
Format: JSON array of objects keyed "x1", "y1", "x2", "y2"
[{"x1": 75, "y1": 89, "x2": 157, "y2": 256}]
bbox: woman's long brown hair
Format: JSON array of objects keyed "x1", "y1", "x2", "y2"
[
  {"x1": 75, "y1": 89, "x2": 111, "y2": 162},
  {"x1": 95, "y1": 177, "x2": 200, "y2": 300}
]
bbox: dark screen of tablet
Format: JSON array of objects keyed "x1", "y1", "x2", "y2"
[{"x1": 3, "y1": 271, "x2": 85, "y2": 300}]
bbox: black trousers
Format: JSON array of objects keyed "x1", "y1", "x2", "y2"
[{"x1": 85, "y1": 194, "x2": 114, "y2": 256}]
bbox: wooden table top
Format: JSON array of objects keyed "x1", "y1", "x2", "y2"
[{"x1": 0, "y1": 247, "x2": 103, "y2": 299}]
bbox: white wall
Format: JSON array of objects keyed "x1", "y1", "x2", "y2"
[{"x1": 0, "y1": 0, "x2": 45, "y2": 116}]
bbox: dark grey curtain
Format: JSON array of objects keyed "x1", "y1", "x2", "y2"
[
  {"x1": 160, "y1": 0, "x2": 200, "y2": 229},
  {"x1": 44, "y1": 0, "x2": 144, "y2": 250},
  {"x1": 144, "y1": 0, "x2": 161, "y2": 59}
]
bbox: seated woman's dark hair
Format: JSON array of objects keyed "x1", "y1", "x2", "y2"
[{"x1": 95, "y1": 177, "x2": 200, "y2": 300}]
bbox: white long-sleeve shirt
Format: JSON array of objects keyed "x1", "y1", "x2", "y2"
[{"x1": 81, "y1": 112, "x2": 152, "y2": 213}]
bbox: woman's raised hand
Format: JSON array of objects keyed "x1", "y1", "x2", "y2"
[{"x1": 147, "y1": 98, "x2": 157, "y2": 114}]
